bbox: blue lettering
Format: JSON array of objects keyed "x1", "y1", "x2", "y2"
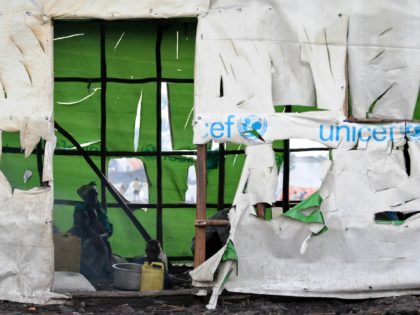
[
  {"x1": 358, "y1": 126, "x2": 371, "y2": 142},
  {"x1": 352, "y1": 126, "x2": 357, "y2": 142},
  {"x1": 336, "y1": 125, "x2": 350, "y2": 142},
  {"x1": 211, "y1": 122, "x2": 224, "y2": 139},
  {"x1": 225, "y1": 115, "x2": 235, "y2": 138},
  {"x1": 390, "y1": 125, "x2": 395, "y2": 141},
  {"x1": 319, "y1": 125, "x2": 334, "y2": 142},
  {"x1": 372, "y1": 127, "x2": 387, "y2": 142}
]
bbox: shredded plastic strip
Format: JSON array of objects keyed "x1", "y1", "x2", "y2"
[{"x1": 282, "y1": 192, "x2": 324, "y2": 224}]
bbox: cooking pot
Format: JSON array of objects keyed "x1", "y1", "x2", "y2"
[{"x1": 112, "y1": 263, "x2": 141, "y2": 290}]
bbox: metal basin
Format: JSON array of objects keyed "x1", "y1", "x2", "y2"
[{"x1": 112, "y1": 263, "x2": 141, "y2": 290}]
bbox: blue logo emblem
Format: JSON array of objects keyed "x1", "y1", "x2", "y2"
[
  {"x1": 237, "y1": 115, "x2": 268, "y2": 142},
  {"x1": 400, "y1": 124, "x2": 420, "y2": 141}
]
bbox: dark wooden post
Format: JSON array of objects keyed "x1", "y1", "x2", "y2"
[
  {"x1": 282, "y1": 105, "x2": 292, "y2": 212},
  {"x1": 194, "y1": 144, "x2": 207, "y2": 268},
  {"x1": 256, "y1": 203, "x2": 266, "y2": 218}
]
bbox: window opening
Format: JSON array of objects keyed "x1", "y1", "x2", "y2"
[
  {"x1": 185, "y1": 165, "x2": 197, "y2": 204},
  {"x1": 374, "y1": 211, "x2": 420, "y2": 226},
  {"x1": 276, "y1": 139, "x2": 330, "y2": 204},
  {"x1": 161, "y1": 82, "x2": 173, "y2": 152},
  {"x1": 290, "y1": 139, "x2": 330, "y2": 201},
  {"x1": 108, "y1": 158, "x2": 149, "y2": 205},
  {"x1": 51, "y1": 19, "x2": 212, "y2": 262}
]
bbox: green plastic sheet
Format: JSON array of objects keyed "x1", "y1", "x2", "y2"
[
  {"x1": 11, "y1": 19, "x2": 255, "y2": 259},
  {"x1": 283, "y1": 192, "x2": 324, "y2": 225},
  {"x1": 222, "y1": 240, "x2": 238, "y2": 262}
]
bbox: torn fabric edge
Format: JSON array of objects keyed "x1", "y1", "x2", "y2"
[
  {"x1": 282, "y1": 191, "x2": 326, "y2": 235},
  {"x1": 0, "y1": 172, "x2": 67, "y2": 304},
  {"x1": 42, "y1": 136, "x2": 56, "y2": 182},
  {"x1": 193, "y1": 112, "x2": 407, "y2": 150}
]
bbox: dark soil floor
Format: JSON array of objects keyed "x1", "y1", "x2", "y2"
[{"x1": 1, "y1": 293, "x2": 420, "y2": 315}]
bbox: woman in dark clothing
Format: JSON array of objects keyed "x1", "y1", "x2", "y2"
[{"x1": 69, "y1": 182, "x2": 114, "y2": 280}]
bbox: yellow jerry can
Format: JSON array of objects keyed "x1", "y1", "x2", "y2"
[{"x1": 140, "y1": 262, "x2": 164, "y2": 291}]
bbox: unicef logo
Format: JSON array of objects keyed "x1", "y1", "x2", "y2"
[
  {"x1": 237, "y1": 115, "x2": 268, "y2": 142},
  {"x1": 400, "y1": 124, "x2": 420, "y2": 141}
]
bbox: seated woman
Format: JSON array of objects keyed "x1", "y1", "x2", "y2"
[{"x1": 68, "y1": 182, "x2": 114, "y2": 280}]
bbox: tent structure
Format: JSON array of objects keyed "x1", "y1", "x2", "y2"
[{"x1": 0, "y1": 0, "x2": 420, "y2": 306}]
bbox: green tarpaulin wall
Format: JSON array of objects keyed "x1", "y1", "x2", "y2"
[{"x1": 52, "y1": 20, "x2": 219, "y2": 258}]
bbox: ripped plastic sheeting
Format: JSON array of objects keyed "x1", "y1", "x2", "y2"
[
  {"x1": 283, "y1": 192, "x2": 324, "y2": 226},
  {"x1": 193, "y1": 111, "x2": 409, "y2": 149},
  {"x1": 41, "y1": 0, "x2": 209, "y2": 19},
  {"x1": 192, "y1": 144, "x2": 420, "y2": 303},
  {"x1": 0, "y1": 1, "x2": 54, "y2": 156},
  {"x1": 196, "y1": 0, "x2": 420, "y2": 118},
  {"x1": 408, "y1": 141, "x2": 420, "y2": 177},
  {"x1": 191, "y1": 0, "x2": 420, "y2": 304},
  {"x1": 349, "y1": 46, "x2": 420, "y2": 119},
  {"x1": 133, "y1": 91, "x2": 142, "y2": 152},
  {"x1": 0, "y1": 172, "x2": 64, "y2": 304},
  {"x1": 194, "y1": 111, "x2": 342, "y2": 145},
  {"x1": 300, "y1": 16, "x2": 348, "y2": 112},
  {"x1": 194, "y1": 39, "x2": 275, "y2": 115},
  {"x1": 42, "y1": 136, "x2": 56, "y2": 182},
  {"x1": 348, "y1": 1, "x2": 420, "y2": 119},
  {"x1": 0, "y1": 0, "x2": 208, "y2": 144},
  {"x1": 322, "y1": 148, "x2": 420, "y2": 216},
  {"x1": 237, "y1": 144, "x2": 278, "y2": 205},
  {"x1": 224, "y1": 204, "x2": 420, "y2": 298}
]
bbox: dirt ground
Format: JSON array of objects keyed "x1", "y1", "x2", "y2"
[{"x1": 1, "y1": 293, "x2": 420, "y2": 314}]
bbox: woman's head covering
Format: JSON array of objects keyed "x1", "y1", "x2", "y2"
[{"x1": 77, "y1": 182, "x2": 97, "y2": 200}]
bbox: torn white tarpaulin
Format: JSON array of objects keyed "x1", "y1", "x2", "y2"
[
  {"x1": 195, "y1": 0, "x2": 420, "y2": 118},
  {"x1": 190, "y1": 143, "x2": 278, "y2": 306},
  {"x1": 347, "y1": 1, "x2": 420, "y2": 119},
  {"x1": 408, "y1": 141, "x2": 420, "y2": 178},
  {"x1": 42, "y1": 0, "x2": 209, "y2": 19},
  {"x1": 0, "y1": 172, "x2": 65, "y2": 304},
  {"x1": 193, "y1": 111, "x2": 410, "y2": 149},
  {"x1": 42, "y1": 136, "x2": 56, "y2": 183},
  {"x1": 189, "y1": 0, "x2": 420, "y2": 307},
  {"x1": 0, "y1": 0, "x2": 54, "y2": 156},
  {"x1": 300, "y1": 16, "x2": 348, "y2": 112},
  {"x1": 0, "y1": 0, "x2": 209, "y2": 141},
  {"x1": 192, "y1": 144, "x2": 420, "y2": 306},
  {"x1": 194, "y1": 40, "x2": 275, "y2": 115},
  {"x1": 232, "y1": 144, "x2": 278, "y2": 205},
  {"x1": 233, "y1": 144, "x2": 278, "y2": 205},
  {"x1": 193, "y1": 111, "x2": 342, "y2": 145}
]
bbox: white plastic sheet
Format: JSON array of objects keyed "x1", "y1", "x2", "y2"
[
  {"x1": 0, "y1": 172, "x2": 64, "y2": 303},
  {"x1": 192, "y1": 144, "x2": 420, "y2": 307},
  {"x1": 195, "y1": 0, "x2": 420, "y2": 119}
]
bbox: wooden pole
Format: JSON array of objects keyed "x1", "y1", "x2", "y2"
[
  {"x1": 194, "y1": 144, "x2": 207, "y2": 268},
  {"x1": 256, "y1": 203, "x2": 266, "y2": 218},
  {"x1": 195, "y1": 219, "x2": 230, "y2": 227}
]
